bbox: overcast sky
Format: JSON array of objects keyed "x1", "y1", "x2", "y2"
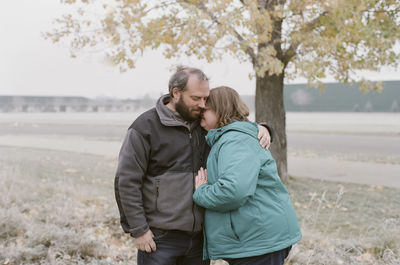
[{"x1": 1, "y1": 0, "x2": 399, "y2": 99}]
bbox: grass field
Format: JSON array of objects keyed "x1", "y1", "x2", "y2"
[{"x1": 1, "y1": 145, "x2": 399, "y2": 265}]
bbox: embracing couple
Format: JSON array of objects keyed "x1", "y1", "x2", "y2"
[{"x1": 114, "y1": 66, "x2": 301, "y2": 265}]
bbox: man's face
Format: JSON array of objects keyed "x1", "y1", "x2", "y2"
[{"x1": 174, "y1": 75, "x2": 209, "y2": 122}]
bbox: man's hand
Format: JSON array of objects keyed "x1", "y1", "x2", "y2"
[
  {"x1": 134, "y1": 229, "x2": 156, "y2": 253},
  {"x1": 257, "y1": 125, "x2": 271, "y2": 149},
  {"x1": 195, "y1": 167, "x2": 208, "y2": 190}
]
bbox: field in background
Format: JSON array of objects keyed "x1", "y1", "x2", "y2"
[
  {"x1": 1, "y1": 112, "x2": 399, "y2": 133},
  {"x1": 0, "y1": 112, "x2": 399, "y2": 264},
  {"x1": 1, "y1": 146, "x2": 399, "y2": 265},
  {"x1": 1, "y1": 112, "x2": 399, "y2": 187}
]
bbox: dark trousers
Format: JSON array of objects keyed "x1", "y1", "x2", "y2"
[
  {"x1": 137, "y1": 228, "x2": 210, "y2": 265},
  {"x1": 224, "y1": 247, "x2": 292, "y2": 265}
]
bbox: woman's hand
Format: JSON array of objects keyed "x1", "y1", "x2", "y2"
[{"x1": 195, "y1": 167, "x2": 208, "y2": 190}]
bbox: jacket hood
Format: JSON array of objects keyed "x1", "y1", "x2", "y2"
[
  {"x1": 155, "y1": 94, "x2": 199, "y2": 130},
  {"x1": 206, "y1": 121, "x2": 258, "y2": 146}
]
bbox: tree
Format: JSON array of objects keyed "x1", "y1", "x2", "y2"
[{"x1": 46, "y1": 0, "x2": 400, "y2": 180}]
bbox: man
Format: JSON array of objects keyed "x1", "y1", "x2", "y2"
[{"x1": 114, "y1": 66, "x2": 272, "y2": 265}]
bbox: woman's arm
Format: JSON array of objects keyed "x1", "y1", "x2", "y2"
[{"x1": 193, "y1": 136, "x2": 261, "y2": 212}]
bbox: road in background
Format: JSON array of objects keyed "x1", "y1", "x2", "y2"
[{"x1": 287, "y1": 132, "x2": 400, "y2": 157}]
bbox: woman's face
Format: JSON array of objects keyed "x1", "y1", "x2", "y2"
[{"x1": 200, "y1": 107, "x2": 218, "y2": 131}]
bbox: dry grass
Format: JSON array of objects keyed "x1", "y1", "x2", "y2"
[
  {"x1": 0, "y1": 146, "x2": 399, "y2": 264},
  {"x1": 285, "y1": 177, "x2": 400, "y2": 265},
  {"x1": 0, "y1": 147, "x2": 135, "y2": 264}
]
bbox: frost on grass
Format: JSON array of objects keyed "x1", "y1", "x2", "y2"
[
  {"x1": 0, "y1": 161, "x2": 135, "y2": 265},
  {"x1": 286, "y1": 179, "x2": 400, "y2": 265},
  {"x1": 1, "y1": 148, "x2": 399, "y2": 265}
]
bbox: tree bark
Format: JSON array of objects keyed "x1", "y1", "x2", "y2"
[{"x1": 255, "y1": 73, "x2": 287, "y2": 181}]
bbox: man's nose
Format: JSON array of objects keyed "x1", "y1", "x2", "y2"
[{"x1": 198, "y1": 99, "x2": 206, "y2": 108}]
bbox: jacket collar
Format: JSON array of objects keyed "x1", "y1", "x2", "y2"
[{"x1": 206, "y1": 121, "x2": 258, "y2": 146}]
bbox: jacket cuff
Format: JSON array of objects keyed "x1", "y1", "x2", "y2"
[
  {"x1": 258, "y1": 122, "x2": 274, "y2": 142},
  {"x1": 129, "y1": 223, "x2": 150, "y2": 238}
]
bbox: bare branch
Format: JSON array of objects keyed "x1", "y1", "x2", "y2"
[
  {"x1": 142, "y1": 1, "x2": 177, "y2": 15},
  {"x1": 283, "y1": 11, "x2": 329, "y2": 65},
  {"x1": 187, "y1": 1, "x2": 257, "y2": 64}
]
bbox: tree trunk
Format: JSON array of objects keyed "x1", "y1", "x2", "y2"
[{"x1": 255, "y1": 73, "x2": 288, "y2": 181}]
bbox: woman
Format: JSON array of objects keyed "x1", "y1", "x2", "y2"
[{"x1": 193, "y1": 86, "x2": 301, "y2": 265}]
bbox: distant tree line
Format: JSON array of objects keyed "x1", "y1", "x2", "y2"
[
  {"x1": 1, "y1": 81, "x2": 399, "y2": 113},
  {"x1": 241, "y1": 81, "x2": 400, "y2": 112},
  {"x1": 0, "y1": 94, "x2": 156, "y2": 113}
]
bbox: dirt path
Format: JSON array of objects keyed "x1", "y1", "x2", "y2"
[
  {"x1": 288, "y1": 156, "x2": 400, "y2": 188},
  {"x1": 287, "y1": 132, "x2": 400, "y2": 157}
]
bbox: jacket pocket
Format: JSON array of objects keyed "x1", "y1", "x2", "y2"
[
  {"x1": 229, "y1": 203, "x2": 263, "y2": 241},
  {"x1": 204, "y1": 210, "x2": 238, "y2": 251},
  {"x1": 142, "y1": 176, "x2": 158, "y2": 214},
  {"x1": 229, "y1": 212, "x2": 240, "y2": 240},
  {"x1": 223, "y1": 212, "x2": 239, "y2": 241},
  {"x1": 144, "y1": 172, "x2": 195, "y2": 231}
]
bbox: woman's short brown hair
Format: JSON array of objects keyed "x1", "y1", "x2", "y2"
[{"x1": 207, "y1": 86, "x2": 249, "y2": 128}]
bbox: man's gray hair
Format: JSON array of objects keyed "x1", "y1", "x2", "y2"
[{"x1": 168, "y1": 66, "x2": 209, "y2": 97}]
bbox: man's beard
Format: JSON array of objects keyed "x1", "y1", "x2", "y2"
[{"x1": 175, "y1": 97, "x2": 200, "y2": 122}]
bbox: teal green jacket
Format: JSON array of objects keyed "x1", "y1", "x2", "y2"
[{"x1": 193, "y1": 121, "x2": 301, "y2": 260}]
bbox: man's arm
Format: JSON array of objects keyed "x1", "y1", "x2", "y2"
[
  {"x1": 257, "y1": 123, "x2": 273, "y2": 149},
  {"x1": 114, "y1": 128, "x2": 156, "y2": 252}
]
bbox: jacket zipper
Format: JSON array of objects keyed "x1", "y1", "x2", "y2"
[{"x1": 189, "y1": 131, "x2": 197, "y2": 233}]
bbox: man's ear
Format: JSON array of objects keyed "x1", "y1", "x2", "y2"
[{"x1": 172, "y1": 87, "x2": 181, "y2": 102}]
